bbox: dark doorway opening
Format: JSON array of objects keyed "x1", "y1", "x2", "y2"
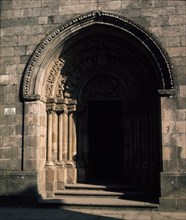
[{"x1": 88, "y1": 100, "x2": 124, "y2": 183}]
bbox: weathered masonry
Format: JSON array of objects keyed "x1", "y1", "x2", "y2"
[{"x1": 0, "y1": 0, "x2": 186, "y2": 211}]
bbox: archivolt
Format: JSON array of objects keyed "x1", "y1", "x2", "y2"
[{"x1": 22, "y1": 11, "x2": 174, "y2": 101}]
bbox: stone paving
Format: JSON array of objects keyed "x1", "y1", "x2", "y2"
[{"x1": 0, "y1": 207, "x2": 186, "y2": 220}]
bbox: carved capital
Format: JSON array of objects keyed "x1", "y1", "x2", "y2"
[
  {"x1": 67, "y1": 99, "x2": 77, "y2": 113},
  {"x1": 68, "y1": 105, "x2": 76, "y2": 113},
  {"x1": 55, "y1": 103, "x2": 67, "y2": 113},
  {"x1": 46, "y1": 108, "x2": 54, "y2": 114},
  {"x1": 63, "y1": 106, "x2": 68, "y2": 115},
  {"x1": 55, "y1": 105, "x2": 64, "y2": 113},
  {"x1": 46, "y1": 103, "x2": 56, "y2": 113}
]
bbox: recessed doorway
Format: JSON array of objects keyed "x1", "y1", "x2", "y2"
[{"x1": 88, "y1": 100, "x2": 124, "y2": 183}]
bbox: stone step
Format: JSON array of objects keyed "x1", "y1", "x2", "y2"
[
  {"x1": 39, "y1": 183, "x2": 158, "y2": 210},
  {"x1": 64, "y1": 183, "x2": 141, "y2": 192},
  {"x1": 39, "y1": 197, "x2": 159, "y2": 210},
  {"x1": 54, "y1": 190, "x2": 124, "y2": 198},
  {"x1": 60, "y1": 183, "x2": 154, "y2": 200},
  {"x1": 64, "y1": 183, "x2": 106, "y2": 191},
  {"x1": 55, "y1": 190, "x2": 151, "y2": 199}
]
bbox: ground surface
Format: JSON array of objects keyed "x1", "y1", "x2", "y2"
[{"x1": 0, "y1": 207, "x2": 186, "y2": 220}]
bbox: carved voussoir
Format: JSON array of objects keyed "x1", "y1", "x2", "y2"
[
  {"x1": 45, "y1": 59, "x2": 65, "y2": 98},
  {"x1": 56, "y1": 75, "x2": 67, "y2": 98}
]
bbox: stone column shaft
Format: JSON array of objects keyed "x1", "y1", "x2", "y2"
[
  {"x1": 68, "y1": 113, "x2": 73, "y2": 161},
  {"x1": 72, "y1": 114, "x2": 77, "y2": 160},
  {"x1": 68, "y1": 113, "x2": 77, "y2": 161},
  {"x1": 63, "y1": 109, "x2": 68, "y2": 161},
  {"x1": 52, "y1": 111, "x2": 58, "y2": 162},
  {"x1": 58, "y1": 112, "x2": 63, "y2": 162},
  {"x1": 46, "y1": 111, "x2": 53, "y2": 165}
]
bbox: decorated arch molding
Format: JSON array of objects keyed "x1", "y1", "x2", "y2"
[{"x1": 22, "y1": 11, "x2": 175, "y2": 101}]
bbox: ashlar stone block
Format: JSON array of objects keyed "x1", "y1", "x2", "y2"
[
  {"x1": 12, "y1": 0, "x2": 41, "y2": 9},
  {"x1": 98, "y1": 1, "x2": 122, "y2": 10},
  {"x1": 177, "y1": 198, "x2": 186, "y2": 211},
  {"x1": 175, "y1": 121, "x2": 186, "y2": 133},
  {"x1": 59, "y1": 3, "x2": 97, "y2": 15},
  {"x1": 39, "y1": 17, "x2": 48, "y2": 25},
  {"x1": 168, "y1": 15, "x2": 186, "y2": 25},
  {"x1": 14, "y1": 46, "x2": 26, "y2": 56},
  {"x1": 41, "y1": 0, "x2": 61, "y2": 6},
  {"x1": 46, "y1": 169, "x2": 55, "y2": 182},
  {"x1": 176, "y1": 5, "x2": 186, "y2": 15},
  {"x1": 167, "y1": 47, "x2": 186, "y2": 58},
  {"x1": 162, "y1": 121, "x2": 176, "y2": 134},
  {"x1": 171, "y1": 57, "x2": 186, "y2": 66},
  {"x1": 11, "y1": 159, "x2": 21, "y2": 170},
  {"x1": 163, "y1": 25, "x2": 186, "y2": 37},
  {"x1": 46, "y1": 181, "x2": 54, "y2": 192},
  {"x1": 5, "y1": 64, "x2": 17, "y2": 75},
  {"x1": 168, "y1": 0, "x2": 186, "y2": 6},
  {"x1": 163, "y1": 147, "x2": 171, "y2": 161},
  {"x1": 0, "y1": 0, "x2": 13, "y2": 10},
  {"x1": 0, "y1": 47, "x2": 14, "y2": 57},
  {"x1": 0, "y1": 36, "x2": 18, "y2": 47},
  {"x1": 24, "y1": 159, "x2": 37, "y2": 171}
]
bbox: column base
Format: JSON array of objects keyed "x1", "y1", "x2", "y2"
[
  {"x1": 45, "y1": 167, "x2": 56, "y2": 198},
  {"x1": 45, "y1": 161, "x2": 54, "y2": 166},
  {"x1": 56, "y1": 164, "x2": 66, "y2": 190},
  {"x1": 66, "y1": 161, "x2": 77, "y2": 184}
]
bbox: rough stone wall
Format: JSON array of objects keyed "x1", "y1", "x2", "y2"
[{"x1": 0, "y1": 0, "x2": 185, "y2": 209}]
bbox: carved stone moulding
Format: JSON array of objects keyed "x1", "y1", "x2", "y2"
[{"x1": 22, "y1": 10, "x2": 174, "y2": 102}]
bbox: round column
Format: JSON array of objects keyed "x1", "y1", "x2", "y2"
[
  {"x1": 63, "y1": 107, "x2": 68, "y2": 161},
  {"x1": 46, "y1": 109, "x2": 54, "y2": 166},
  {"x1": 58, "y1": 111, "x2": 63, "y2": 162},
  {"x1": 52, "y1": 110, "x2": 58, "y2": 162}
]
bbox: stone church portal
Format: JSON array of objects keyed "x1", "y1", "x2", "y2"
[{"x1": 22, "y1": 11, "x2": 174, "y2": 201}]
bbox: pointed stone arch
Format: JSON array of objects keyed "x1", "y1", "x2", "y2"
[{"x1": 21, "y1": 11, "x2": 176, "y2": 198}]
